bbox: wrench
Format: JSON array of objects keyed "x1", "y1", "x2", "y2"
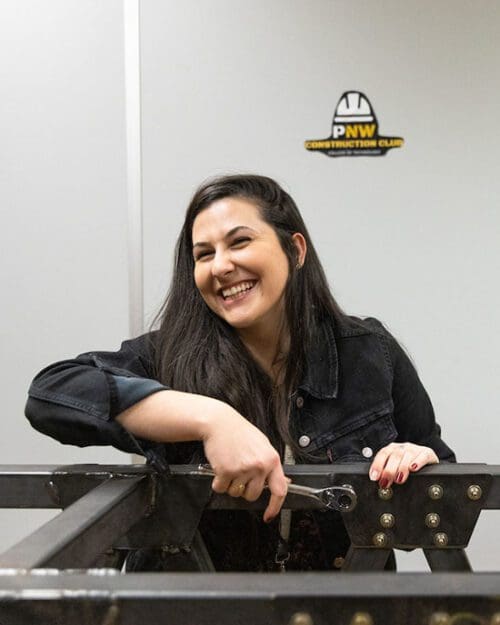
[{"x1": 190, "y1": 465, "x2": 357, "y2": 513}]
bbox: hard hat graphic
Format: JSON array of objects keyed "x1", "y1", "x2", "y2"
[
  {"x1": 333, "y1": 91, "x2": 377, "y2": 128},
  {"x1": 304, "y1": 89, "x2": 403, "y2": 158}
]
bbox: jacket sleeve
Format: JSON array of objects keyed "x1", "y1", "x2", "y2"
[
  {"x1": 366, "y1": 318, "x2": 456, "y2": 462},
  {"x1": 25, "y1": 332, "x2": 169, "y2": 459}
]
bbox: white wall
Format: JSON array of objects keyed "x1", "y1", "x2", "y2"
[
  {"x1": 1, "y1": 0, "x2": 499, "y2": 570},
  {"x1": 140, "y1": 0, "x2": 500, "y2": 570},
  {"x1": 0, "y1": 0, "x2": 130, "y2": 550}
]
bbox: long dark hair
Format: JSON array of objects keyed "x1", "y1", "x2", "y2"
[{"x1": 151, "y1": 174, "x2": 344, "y2": 455}]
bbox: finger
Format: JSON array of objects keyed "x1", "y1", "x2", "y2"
[
  {"x1": 211, "y1": 474, "x2": 231, "y2": 494},
  {"x1": 379, "y1": 448, "x2": 406, "y2": 488},
  {"x1": 263, "y1": 467, "x2": 288, "y2": 523},
  {"x1": 242, "y1": 475, "x2": 266, "y2": 502},
  {"x1": 227, "y1": 478, "x2": 248, "y2": 498},
  {"x1": 409, "y1": 448, "x2": 439, "y2": 472},
  {"x1": 369, "y1": 445, "x2": 393, "y2": 481},
  {"x1": 246, "y1": 475, "x2": 292, "y2": 503},
  {"x1": 394, "y1": 449, "x2": 415, "y2": 484}
]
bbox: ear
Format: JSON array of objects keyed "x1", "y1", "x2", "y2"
[{"x1": 291, "y1": 232, "x2": 307, "y2": 268}]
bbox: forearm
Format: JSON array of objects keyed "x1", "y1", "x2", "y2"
[{"x1": 115, "y1": 389, "x2": 227, "y2": 443}]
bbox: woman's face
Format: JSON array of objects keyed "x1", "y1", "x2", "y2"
[{"x1": 192, "y1": 197, "x2": 300, "y2": 335}]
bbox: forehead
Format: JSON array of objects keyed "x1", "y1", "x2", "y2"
[{"x1": 192, "y1": 197, "x2": 267, "y2": 242}]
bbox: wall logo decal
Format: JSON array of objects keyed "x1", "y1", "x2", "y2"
[{"x1": 305, "y1": 91, "x2": 404, "y2": 158}]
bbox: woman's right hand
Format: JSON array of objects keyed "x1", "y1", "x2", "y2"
[
  {"x1": 116, "y1": 390, "x2": 288, "y2": 522},
  {"x1": 200, "y1": 405, "x2": 288, "y2": 523}
]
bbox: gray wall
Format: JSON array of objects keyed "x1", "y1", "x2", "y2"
[{"x1": 2, "y1": 1, "x2": 499, "y2": 570}]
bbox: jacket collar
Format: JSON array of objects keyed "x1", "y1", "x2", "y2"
[{"x1": 299, "y1": 317, "x2": 339, "y2": 400}]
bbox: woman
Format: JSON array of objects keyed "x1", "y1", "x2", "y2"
[{"x1": 26, "y1": 174, "x2": 455, "y2": 571}]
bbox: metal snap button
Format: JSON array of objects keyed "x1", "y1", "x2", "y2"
[
  {"x1": 296, "y1": 396, "x2": 304, "y2": 408},
  {"x1": 298, "y1": 435, "x2": 310, "y2": 447},
  {"x1": 362, "y1": 446, "x2": 373, "y2": 459},
  {"x1": 333, "y1": 556, "x2": 345, "y2": 569}
]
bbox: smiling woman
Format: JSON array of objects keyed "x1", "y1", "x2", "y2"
[{"x1": 25, "y1": 174, "x2": 455, "y2": 572}]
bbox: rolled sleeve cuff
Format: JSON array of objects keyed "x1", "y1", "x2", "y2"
[
  {"x1": 110, "y1": 375, "x2": 169, "y2": 419},
  {"x1": 422, "y1": 429, "x2": 457, "y2": 463}
]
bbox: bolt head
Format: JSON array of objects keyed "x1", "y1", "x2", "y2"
[
  {"x1": 372, "y1": 532, "x2": 389, "y2": 548},
  {"x1": 289, "y1": 613, "x2": 314, "y2": 625},
  {"x1": 430, "y1": 612, "x2": 450, "y2": 625},
  {"x1": 351, "y1": 613, "x2": 373, "y2": 625},
  {"x1": 380, "y1": 513, "x2": 395, "y2": 528},
  {"x1": 467, "y1": 484, "x2": 482, "y2": 501},
  {"x1": 425, "y1": 513, "x2": 441, "y2": 528},
  {"x1": 433, "y1": 532, "x2": 449, "y2": 547},
  {"x1": 428, "y1": 484, "x2": 443, "y2": 500},
  {"x1": 378, "y1": 486, "x2": 393, "y2": 500}
]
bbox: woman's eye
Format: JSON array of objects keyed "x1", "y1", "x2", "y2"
[
  {"x1": 194, "y1": 250, "x2": 213, "y2": 261},
  {"x1": 231, "y1": 237, "x2": 250, "y2": 247}
]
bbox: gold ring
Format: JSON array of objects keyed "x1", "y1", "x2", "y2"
[{"x1": 236, "y1": 483, "x2": 246, "y2": 494}]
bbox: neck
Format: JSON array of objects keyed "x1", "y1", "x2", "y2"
[{"x1": 238, "y1": 319, "x2": 289, "y2": 383}]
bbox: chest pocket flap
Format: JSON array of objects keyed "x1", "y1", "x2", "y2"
[
  {"x1": 327, "y1": 407, "x2": 397, "y2": 463},
  {"x1": 302, "y1": 402, "x2": 397, "y2": 463}
]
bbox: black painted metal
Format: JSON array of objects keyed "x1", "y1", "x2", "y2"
[
  {"x1": 0, "y1": 463, "x2": 499, "y2": 572},
  {"x1": 118, "y1": 471, "x2": 213, "y2": 549},
  {"x1": 424, "y1": 548, "x2": 472, "y2": 572},
  {"x1": 0, "y1": 572, "x2": 500, "y2": 625},
  {"x1": 343, "y1": 545, "x2": 391, "y2": 571},
  {"x1": 0, "y1": 476, "x2": 150, "y2": 568},
  {"x1": 0, "y1": 464, "x2": 500, "y2": 622}
]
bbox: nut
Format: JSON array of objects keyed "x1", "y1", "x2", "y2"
[
  {"x1": 467, "y1": 484, "x2": 482, "y2": 501},
  {"x1": 379, "y1": 513, "x2": 395, "y2": 528},
  {"x1": 289, "y1": 613, "x2": 314, "y2": 625},
  {"x1": 428, "y1": 484, "x2": 443, "y2": 500},
  {"x1": 372, "y1": 532, "x2": 389, "y2": 548},
  {"x1": 433, "y1": 532, "x2": 449, "y2": 547},
  {"x1": 378, "y1": 487, "x2": 393, "y2": 500},
  {"x1": 350, "y1": 613, "x2": 374, "y2": 625},
  {"x1": 425, "y1": 513, "x2": 441, "y2": 528},
  {"x1": 429, "y1": 612, "x2": 450, "y2": 625}
]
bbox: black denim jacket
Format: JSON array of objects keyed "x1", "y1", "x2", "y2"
[{"x1": 25, "y1": 315, "x2": 455, "y2": 570}]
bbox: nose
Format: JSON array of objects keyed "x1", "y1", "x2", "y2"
[{"x1": 211, "y1": 248, "x2": 235, "y2": 278}]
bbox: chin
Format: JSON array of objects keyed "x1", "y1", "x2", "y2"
[{"x1": 223, "y1": 317, "x2": 255, "y2": 330}]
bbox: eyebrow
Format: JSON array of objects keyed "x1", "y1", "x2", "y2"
[{"x1": 192, "y1": 225, "x2": 257, "y2": 249}]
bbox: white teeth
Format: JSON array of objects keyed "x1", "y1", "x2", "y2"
[{"x1": 222, "y1": 281, "x2": 254, "y2": 299}]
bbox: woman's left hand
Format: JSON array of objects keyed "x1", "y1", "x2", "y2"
[{"x1": 369, "y1": 442, "x2": 439, "y2": 488}]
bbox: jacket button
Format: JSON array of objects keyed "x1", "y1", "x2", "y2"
[
  {"x1": 298, "y1": 435, "x2": 310, "y2": 448},
  {"x1": 362, "y1": 446, "x2": 373, "y2": 459},
  {"x1": 296, "y1": 396, "x2": 304, "y2": 408},
  {"x1": 333, "y1": 556, "x2": 345, "y2": 569}
]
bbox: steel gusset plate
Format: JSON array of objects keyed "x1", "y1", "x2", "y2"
[{"x1": 336, "y1": 466, "x2": 492, "y2": 549}]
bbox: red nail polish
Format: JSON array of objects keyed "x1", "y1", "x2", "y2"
[
  {"x1": 396, "y1": 472, "x2": 403, "y2": 483},
  {"x1": 379, "y1": 478, "x2": 389, "y2": 489},
  {"x1": 410, "y1": 463, "x2": 418, "y2": 471}
]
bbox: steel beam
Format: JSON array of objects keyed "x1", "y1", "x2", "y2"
[
  {"x1": 0, "y1": 572, "x2": 500, "y2": 625},
  {"x1": 0, "y1": 476, "x2": 151, "y2": 569},
  {"x1": 1, "y1": 463, "x2": 500, "y2": 509}
]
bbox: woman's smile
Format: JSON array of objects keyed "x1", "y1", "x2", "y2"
[{"x1": 220, "y1": 280, "x2": 258, "y2": 304}]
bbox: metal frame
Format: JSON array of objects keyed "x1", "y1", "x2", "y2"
[{"x1": 1, "y1": 463, "x2": 500, "y2": 624}]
